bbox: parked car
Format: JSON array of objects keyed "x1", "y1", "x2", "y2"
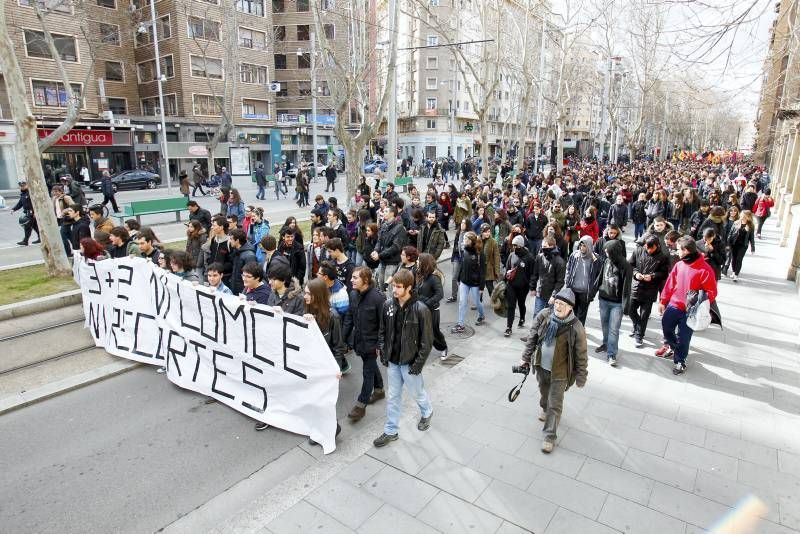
[
  {"x1": 363, "y1": 160, "x2": 388, "y2": 173},
  {"x1": 90, "y1": 170, "x2": 161, "y2": 192}
]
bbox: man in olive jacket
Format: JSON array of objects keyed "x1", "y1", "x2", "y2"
[
  {"x1": 519, "y1": 287, "x2": 588, "y2": 454},
  {"x1": 373, "y1": 269, "x2": 433, "y2": 448}
]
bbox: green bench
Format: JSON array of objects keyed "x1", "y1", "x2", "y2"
[
  {"x1": 117, "y1": 197, "x2": 189, "y2": 224},
  {"x1": 380, "y1": 175, "x2": 414, "y2": 192}
]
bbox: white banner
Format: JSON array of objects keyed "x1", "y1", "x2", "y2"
[{"x1": 73, "y1": 255, "x2": 340, "y2": 453}]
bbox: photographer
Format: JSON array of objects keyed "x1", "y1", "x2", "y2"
[{"x1": 518, "y1": 288, "x2": 588, "y2": 454}]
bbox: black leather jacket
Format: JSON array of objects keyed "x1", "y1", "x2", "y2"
[
  {"x1": 343, "y1": 287, "x2": 385, "y2": 356},
  {"x1": 378, "y1": 297, "x2": 433, "y2": 374},
  {"x1": 375, "y1": 218, "x2": 407, "y2": 264}
]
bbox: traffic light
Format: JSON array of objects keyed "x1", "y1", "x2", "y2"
[{"x1": 464, "y1": 122, "x2": 473, "y2": 132}]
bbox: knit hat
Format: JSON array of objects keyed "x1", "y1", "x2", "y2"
[
  {"x1": 480, "y1": 223, "x2": 491, "y2": 233},
  {"x1": 553, "y1": 288, "x2": 576, "y2": 308},
  {"x1": 512, "y1": 235, "x2": 526, "y2": 247}
]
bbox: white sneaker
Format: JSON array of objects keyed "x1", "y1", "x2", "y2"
[
  {"x1": 156, "y1": 367, "x2": 166, "y2": 374},
  {"x1": 440, "y1": 349, "x2": 449, "y2": 361},
  {"x1": 731, "y1": 274, "x2": 738, "y2": 282}
]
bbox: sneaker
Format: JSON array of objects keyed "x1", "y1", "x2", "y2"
[
  {"x1": 32, "y1": 239, "x2": 41, "y2": 244},
  {"x1": 635, "y1": 336, "x2": 644, "y2": 348},
  {"x1": 541, "y1": 440, "x2": 554, "y2": 454},
  {"x1": 538, "y1": 410, "x2": 546, "y2": 422},
  {"x1": 254, "y1": 422, "x2": 269, "y2": 431},
  {"x1": 440, "y1": 349, "x2": 449, "y2": 361},
  {"x1": 628, "y1": 331, "x2": 637, "y2": 338},
  {"x1": 608, "y1": 356, "x2": 618, "y2": 367},
  {"x1": 731, "y1": 273, "x2": 738, "y2": 282},
  {"x1": 471, "y1": 305, "x2": 477, "y2": 311},
  {"x1": 654, "y1": 344, "x2": 672, "y2": 357},
  {"x1": 16, "y1": 241, "x2": 28, "y2": 246},
  {"x1": 446, "y1": 297, "x2": 456, "y2": 303},
  {"x1": 373, "y1": 432, "x2": 399, "y2": 448},
  {"x1": 672, "y1": 362, "x2": 686, "y2": 375},
  {"x1": 309, "y1": 423, "x2": 342, "y2": 446},
  {"x1": 340, "y1": 359, "x2": 352, "y2": 374},
  {"x1": 518, "y1": 319, "x2": 525, "y2": 328},
  {"x1": 475, "y1": 316, "x2": 485, "y2": 326},
  {"x1": 347, "y1": 405, "x2": 366, "y2": 421},
  {"x1": 368, "y1": 389, "x2": 385, "y2": 404},
  {"x1": 417, "y1": 412, "x2": 433, "y2": 431},
  {"x1": 594, "y1": 344, "x2": 607, "y2": 353},
  {"x1": 156, "y1": 366, "x2": 166, "y2": 374},
  {"x1": 504, "y1": 328, "x2": 512, "y2": 337},
  {"x1": 520, "y1": 336, "x2": 529, "y2": 343},
  {"x1": 450, "y1": 324, "x2": 465, "y2": 334}
]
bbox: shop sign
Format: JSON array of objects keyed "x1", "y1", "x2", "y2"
[
  {"x1": 37, "y1": 128, "x2": 113, "y2": 146},
  {"x1": 188, "y1": 145, "x2": 208, "y2": 156}
]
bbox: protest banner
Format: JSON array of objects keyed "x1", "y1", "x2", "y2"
[{"x1": 73, "y1": 255, "x2": 340, "y2": 453}]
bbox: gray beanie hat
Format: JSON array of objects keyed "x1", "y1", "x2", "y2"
[
  {"x1": 512, "y1": 235, "x2": 526, "y2": 247},
  {"x1": 554, "y1": 287, "x2": 576, "y2": 308}
]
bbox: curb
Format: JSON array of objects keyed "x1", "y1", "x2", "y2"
[
  {"x1": 0, "y1": 359, "x2": 140, "y2": 416},
  {"x1": 0, "y1": 289, "x2": 83, "y2": 321}
]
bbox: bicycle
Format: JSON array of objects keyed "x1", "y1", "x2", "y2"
[{"x1": 83, "y1": 197, "x2": 110, "y2": 218}]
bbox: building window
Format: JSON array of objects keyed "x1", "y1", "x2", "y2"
[
  {"x1": 321, "y1": 0, "x2": 333, "y2": 8},
  {"x1": 105, "y1": 61, "x2": 124, "y2": 81},
  {"x1": 19, "y1": 0, "x2": 70, "y2": 12},
  {"x1": 277, "y1": 84, "x2": 288, "y2": 97},
  {"x1": 24, "y1": 30, "x2": 78, "y2": 62},
  {"x1": 239, "y1": 27, "x2": 266, "y2": 50},
  {"x1": 31, "y1": 79, "x2": 82, "y2": 108},
  {"x1": 96, "y1": 0, "x2": 115, "y2": 7},
  {"x1": 426, "y1": 77, "x2": 437, "y2": 90},
  {"x1": 297, "y1": 0, "x2": 309, "y2": 11},
  {"x1": 236, "y1": 0, "x2": 263, "y2": 15},
  {"x1": 137, "y1": 55, "x2": 174, "y2": 82},
  {"x1": 298, "y1": 81, "x2": 311, "y2": 96},
  {"x1": 240, "y1": 63, "x2": 268, "y2": 84},
  {"x1": 188, "y1": 17, "x2": 220, "y2": 41},
  {"x1": 242, "y1": 99, "x2": 269, "y2": 119},
  {"x1": 99, "y1": 23, "x2": 120, "y2": 45},
  {"x1": 193, "y1": 94, "x2": 223, "y2": 116},
  {"x1": 319, "y1": 81, "x2": 330, "y2": 96},
  {"x1": 274, "y1": 54, "x2": 286, "y2": 69},
  {"x1": 297, "y1": 24, "x2": 310, "y2": 41},
  {"x1": 274, "y1": 26, "x2": 286, "y2": 41},
  {"x1": 191, "y1": 56, "x2": 223, "y2": 79},
  {"x1": 297, "y1": 53, "x2": 311, "y2": 69},
  {"x1": 107, "y1": 98, "x2": 127, "y2": 114},
  {"x1": 272, "y1": 0, "x2": 284, "y2": 12},
  {"x1": 426, "y1": 56, "x2": 437, "y2": 69},
  {"x1": 426, "y1": 35, "x2": 438, "y2": 46},
  {"x1": 429, "y1": 0, "x2": 439, "y2": 5},
  {"x1": 324, "y1": 24, "x2": 335, "y2": 39},
  {"x1": 141, "y1": 94, "x2": 178, "y2": 116},
  {"x1": 135, "y1": 15, "x2": 171, "y2": 46},
  {"x1": 426, "y1": 98, "x2": 437, "y2": 110},
  {"x1": 426, "y1": 119, "x2": 436, "y2": 129}
]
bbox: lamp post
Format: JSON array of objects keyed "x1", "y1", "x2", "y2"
[{"x1": 144, "y1": 1, "x2": 171, "y2": 194}]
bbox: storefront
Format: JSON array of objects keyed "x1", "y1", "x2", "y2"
[{"x1": 37, "y1": 127, "x2": 134, "y2": 182}]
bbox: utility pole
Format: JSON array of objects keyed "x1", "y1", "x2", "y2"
[
  {"x1": 450, "y1": 48, "x2": 456, "y2": 159},
  {"x1": 386, "y1": 0, "x2": 397, "y2": 180},
  {"x1": 311, "y1": 31, "x2": 318, "y2": 168},
  {"x1": 533, "y1": 17, "x2": 547, "y2": 165},
  {"x1": 600, "y1": 57, "x2": 611, "y2": 159},
  {"x1": 149, "y1": 0, "x2": 172, "y2": 193},
  {"x1": 661, "y1": 91, "x2": 669, "y2": 161}
]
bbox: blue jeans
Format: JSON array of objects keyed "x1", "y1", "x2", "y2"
[
  {"x1": 256, "y1": 185, "x2": 265, "y2": 199},
  {"x1": 662, "y1": 305, "x2": 693, "y2": 364},
  {"x1": 358, "y1": 353, "x2": 384, "y2": 405},
  {"x1": 457, "y1": 282, "x2": 484, "y2": 326},
  {"x1": 528, "y1": 238, "x2": 542, "y2": 255},
  {"x1": 634, "y1": 222, "x2": 646, "y2": 240},
  {"x1": 385, "y1": 362, "x2": 432, "y2": 435},
  {"x1": 533, "y1": 295, "x2": 549, "y2": 319},
  {"x1": 598, "y1": 298, "x2": 623, "y2": 358}
]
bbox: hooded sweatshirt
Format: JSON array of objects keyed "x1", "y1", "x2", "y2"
[
  {"x1": 598, "y1": 239, "x2": 629, "y2": 302},
  {"x1": 571, "y1": 235, "x2": 595, "y2": 294}
]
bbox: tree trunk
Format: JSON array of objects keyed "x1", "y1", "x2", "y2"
[
  {"x1": 0, "y1": 20, "x2": 71, "y2": 276},
  {"x1": 556, "y1": 118, "x2": 565, "y2": 173},
  {"x1": 342, "y1": 137, "x2": 362, "y2": 206},
  {"x1": 479, "y1": 115, "x2": 490, "y2": 180}
]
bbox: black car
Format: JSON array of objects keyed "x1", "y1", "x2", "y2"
[{"x1": 90, "y1": 170, "x2": 161, "y2": 192}]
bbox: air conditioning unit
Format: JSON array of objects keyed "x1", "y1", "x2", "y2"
[
  {"x1": 111, "y1": 118, "x2": 131, "y2": 127},
  {"x1": 101, "y1": 110, "x2": 114, "y2": 120},
  {"x1": 268, "y1": 82, "x2": 281, "y2": 92}
]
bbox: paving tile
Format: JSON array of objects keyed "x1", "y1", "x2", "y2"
[
  {"x1": 366, "y1": 440, "x2": 437, "y2": 476},
  {"x1": 778, "y1": 449, "x2": 800, "y2": 475},
  {"x1": 495, "y1": 521, "x2": 533, "y2": 534},
  {"x1": 559, "y1": 428, "x2": 629, "y2": 466},
  {"x1": 416, "y1": 456, "x2": 492, "y2": 503},
  {"x1": 469, "y1": 446, "x2": 542, "y2": 490},
  {"x1": 648, "y1": 482, "x2": 732, "y2": 530},
  {"x1": 356, "y1": 504, "x2": 439, "y2": 534},
  {"x1": 693, "y1": 470, "x2": 780, "y2": 523},
  {"x1": 704, "y1": 430, "x2": 778, "y2": 469},
  {"x1": 362, "y1": 465, "x2": 439, "y2": 516},
  {"x1": 305, "y1": 478, "x2": 384, "y2": 530},
  {"x1": 417, "y1": 491, "x2": 503, "y2": 534},
  {"x1": 577, "y1": 458, "x2": 656, "y2": 505},
  {"x1": 738, "y1": 460, "x2": 800, "y2": 500},
  {"x1": 266, "y1": 500, "x2": 356, "y2": 534},
  {"x1": 622, "y1": 448, "x2": 698, "y2": 491},
  {"x1": 338, "y1": 455, "x2": 386, "y2": 486},
  {"x1": 675, "y1": 406, "x2": 741, "y2": 439},
  {"x1": 598, "y1": 494, "x2": 686, "y2": 534},
  {"x1": 602, "y1": 419, "x2": 669, "y2": 456},
  {"x1": 528, "y1": 468, "x2": 609, "y2": 520},
  {"x1": 462, "y1": 419, "x2": 530, "y2": 455},
  {"x1": 458, "y1": 377, "x2": 509, "y2": 402},
  {"x1": 514, "y1": 436, "x2": 587, "y2": 477},
  {"x1": 412, "y1": 426, "x2": 484, "y2": 465},
  {"x1": 641, "y1": 413, "x2": 707, "y2": 446},
  {"x1": 426, "y1": 406, "x2": 475, "y2": 435},
  {"x1": 544, "y1": 507, "x2": 620, "y2": 534},
  {"x1": 779, "y1": 494, "x2": 800, "y2": 531},
  {"x1": 475, "y1": 479, "x2": 558, "y2": 534},
  {"x1": 584, "y1": 399, "x2": 646, "y2": 428},
  {"x1": 664, "y1": 440, "x2": 739, "y2": 481}
]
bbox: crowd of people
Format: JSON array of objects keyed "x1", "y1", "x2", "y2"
[{"x1": 24, "y1": 151, "x2": 773, "y2": 453}]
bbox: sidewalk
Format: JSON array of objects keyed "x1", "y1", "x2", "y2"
[{"x1": 193, "y1": 218, "x2": 800, "y2": 534}]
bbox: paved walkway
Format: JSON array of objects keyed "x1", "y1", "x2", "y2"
[{"x1": 182, "y1": 218, "x2": 800, "y2": 534}]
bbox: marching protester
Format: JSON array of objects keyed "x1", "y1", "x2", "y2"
[
  {"x1": 187, "y1": 201, "x2": 212, "y2": 233},
  {"x1": 372, "y1": 206, "x2": 407, "y2": 293},
  {"x1": 564, "y1": 236, "x2": 603, "y2": 325},
  {"x1": 317, "y1": 261, "x2": 351, "y2": 373},
  {"x1": 241, "y1": 261, "x2": 271, "y2": 304},
  {"x1": 80, "y1": 237, "x2": 109, "y2": 261},
  {"x1": 529, "y1": 235, "x2": 566, "y2": 320},
  {"x1": 206, "y1": 262, "x2": 233, "y2": 295},
  {"x1": 753, "y1": 188, "x2": 774, "y2": 239},
  {"x1": 229, "y1": 229, "x2": 257, "y2": 295},
  {"x1": 725, "y1": 210, "x2": 756, "y2": 281},
  {"x1": 203, "y1": 215, "x2": 233, "y2": 287},
  {"x1": 628, "y1": 234, "x2": 670, "y2": 347},
  {"x1": 108, "y1": 227, "x2": 140, "y2": 259},
  {"x1": 452, "y1": 231, "x2": 486, "y2": 333},
  {"x1": 137, "y1": 230, "x2": 162, "y2": 266},
  {"x1": 266, "y1": 263, "x2": 305, "y2": 315},
  {"x1": 185, "y1": 221, "x2": 206, "y2": 274},
  {"x1": 595, "y1": 239, "x2": 632, "y2": 367},
  {"x1": 504, "y1": 235, "x2": 535, "y2": 338},
  {"x1": 170, "y1": 251, "x2": 200, "y2": 283},
  {"x1": 416, "y1": 253, "x2": 449, "y2": 360},
  {"x1": 519, "y1": 288, "x2": 587, "y2": 454},
  {"x1": 373, "y1": 269, "x2": 433, "y2": 448}
]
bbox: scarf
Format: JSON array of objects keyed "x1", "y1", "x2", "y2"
[
  {"x1": 682, "y1": 251, "x2": 700, "y2": 264},
  {"x1": 543, "y1": 311, "x2": 576, "y2": 346}
]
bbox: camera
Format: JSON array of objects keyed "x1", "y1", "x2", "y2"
[{"x1": 511, "y1": 363, "x2": 530, "y2": 375}]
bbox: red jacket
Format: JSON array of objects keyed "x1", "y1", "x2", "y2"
[
  {"x1": 753, "y1": 196, "x2": 774, "y2": 218},
  {"x1": 660, "y1": 254, "x2": 718, "y2": 311},
  {"x1": 576, "y1": 218, "x2": 600, "y2": 242}
]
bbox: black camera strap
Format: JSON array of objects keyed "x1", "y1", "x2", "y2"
[{"x1": 507, "y1": 372, "x2": 528, "y2": 403}]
